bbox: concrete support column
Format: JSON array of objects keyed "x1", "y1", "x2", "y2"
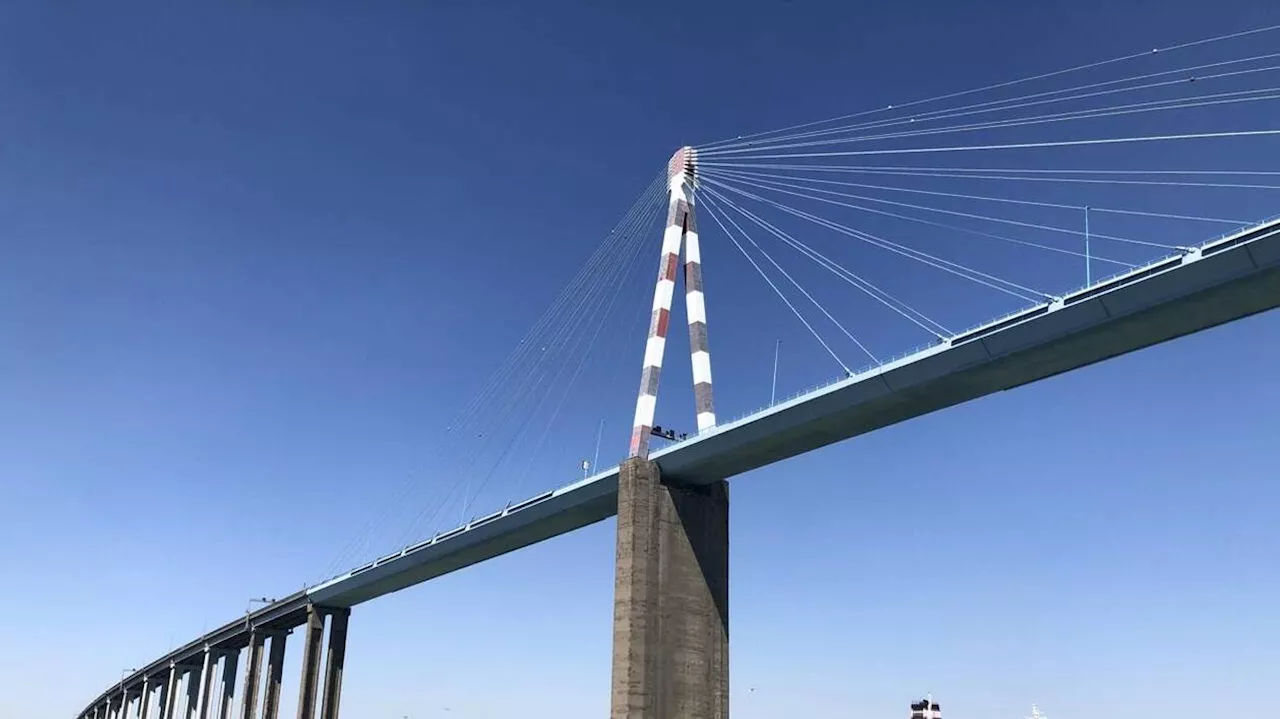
[
  {"x1": 319, "y1": 609, "x2": 350, "y2": 719},
  {"x1": 139, "y1": 679, "x2": 154, "y2": 719},
  {"x1": 261, "y1": 633, "x2": 288, "y2": 719},
  {"x1": 137, "y1": 679, "x2": 151, "y2": 719},
  {"x1": 294, "y1": 606, "x2": 325, "y2": 719},
  {"x1": 192, "y1": 650, "x2": 214, "y2": 719},
  {"x1": 610, "y1": 457, "x2": 729, "y2": 719},
  {"x1": 182, "y1": 666, "x2": 203, "y2": 719},
  {"x1": 240, "y1": 631, "x2": 265, "y2": 719},
  {"x1": 216, "y1": 649, "x2": 240, "y2": 719},
  {"x1": 161, "y1": 666, "x2": 180, "y2": 719}
]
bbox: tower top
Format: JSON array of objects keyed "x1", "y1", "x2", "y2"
[{"x1": 667, "y1": 146, "x2": 698, "y2": 186}]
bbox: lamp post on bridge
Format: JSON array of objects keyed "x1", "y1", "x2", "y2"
[
  {"x1": 245, "y1": 596, "x2": 275, "y2": 614},
  {"x1": 117, "y1": 669, "x2": 136, "y2": 719},
  {"x1": 1085, "y1": 205, "x2": 1092, "y2": 285}
]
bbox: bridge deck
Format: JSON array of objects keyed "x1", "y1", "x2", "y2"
[
  {"x1": 84, "y1": 216, "x2": 1280, "y2": 710},
  {"x1": 309, "y1": 215, "x2": 1280, "y2": 607}
]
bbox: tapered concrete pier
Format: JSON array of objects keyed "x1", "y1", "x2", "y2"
[{"x1": 610, "y1": 457, "x2": 729, "y2": 719}]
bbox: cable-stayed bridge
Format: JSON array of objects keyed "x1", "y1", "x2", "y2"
[{"x1": 78, "y1": 23, "x2": 1280, "y2": 719}]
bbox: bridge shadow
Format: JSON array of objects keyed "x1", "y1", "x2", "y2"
[{"x1": 667, "y1": 479, "x2": 730, "y2": 635}]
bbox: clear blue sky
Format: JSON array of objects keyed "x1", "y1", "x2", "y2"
[{"x1": 2, "y1": 2, "x2": 1278, "y2": 718}]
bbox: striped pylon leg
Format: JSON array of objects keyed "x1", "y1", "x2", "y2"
[
  {"x1": 629, "y1": 147, "x2": 703, "y2": 459},
  {"x1": 683, "y1": 201, "x2": 716, "y2": 433}
]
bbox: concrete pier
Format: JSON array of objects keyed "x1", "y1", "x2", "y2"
[
  {"x1": 161, "y1": 666, "x2": 180, "y2": 719},
  {"x1": 215, "y1": 649, "x2": 239, "y2": 719},
  {"x1": 261, "y1": 633, "x2": 287, "y2": 719},
  {"x1": 610, "y1": 457, "x2": 729, "y2": 719},
  {"x1": 139, "y1": 678, "x2": 152, "y2": 719},
  {"x1": 240, "y1": 632, "x2": 264, "y2": 719},
  {"x1": 295, "y1": 606, "x2": 325, "y2": 719},
  {"x1": 124, "y1": 687, "x2": 140, "y2": 719},
  {"x1": 319, "y1": 608, "x2": 350, "y2": 719},
  {"x1": 294, "y1": 605, "x2": 351, "y2": 719},
  {"x1": 194, "y1": 650, "x2": 215, "y2": 719},
  {"x1": 182, "y1": 665, "x2": 201, "y2": 719}
]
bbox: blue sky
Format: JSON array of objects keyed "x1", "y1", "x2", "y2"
[{"x1": 2, "y1": 2, "x2": 1278, "y2": 718}]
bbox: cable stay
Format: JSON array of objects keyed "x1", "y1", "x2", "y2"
[
  {"x1": 699, "y1": 169, "x2": 1180, "y2": 254},
  {"x1": 323, "y1": 171, "x2": 668, "y2": 576},
  {"x1": 725, "y1": 179, "x2": 1132, "y2": 269},
  {"x1": 700, "y1": 163, "x2": 1280, "y2": 191},
  {"x1": 349, "y1": 186, "x2": 663, "y2": 567},
  {"x1": 703, "y1": 176, "x2": 1051, "y2": 303},
  {"x1": 395, "y1": 188, "x2": 667, "y2": 547},
  {"x1": 699, "y1": 81, "x2": 1280, "y2": 156},
  {"x1": 509, "y1": 198, "x2": 668, "y2": 499},
  {"x1": 696, "y1": 129, "x2": 1280, "y2": 162},
  {"x1": 458, "y1": 199, "x2": 662, "y2": 518},
  {"x1": 695, "y1": 22, "x2": 1280, "y2": 149},
  {"x1": 701, "y1": 165, "x2": 1248, "y2": 224},
  {"x1": 702, "y1": 173, "x2": 1139, "y2": 268},
  {"x1": 701, "y1": 195, "x2": 854, "y2": 375},
  {"x1": 701, "y1": 192, "x2": 879, "y2": 363},
  {"x1": 701, "y1": 184, "x2": 951, "y2": 339},
  {"x1": 699, "y1": 64, "x2": 1280, "y2": 156},
  {"x1": 699, "y1": 51, "x2": 1280, "y2": 151},
  {"x1": 700, "y1": 161, "x2": 1280, "y2": 179}
]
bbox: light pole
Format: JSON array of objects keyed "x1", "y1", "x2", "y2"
[
  {"x1": 119, "y1": 669, "x2": 137, "y2": 712},
  {"x1": 771, "y1": 339, "x2": 780, "y2": 404},
  {"x1": 1084, "y1": 206, "x2": 1092, "y2": 285}
]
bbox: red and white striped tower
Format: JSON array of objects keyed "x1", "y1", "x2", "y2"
[{"x1": 628, "y1": 147, "x2": 716, "y2": 459}]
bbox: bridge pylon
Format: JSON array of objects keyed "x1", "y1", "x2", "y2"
[{"x1": 629, "y1": 146, "x2": 716, "y2": 460}]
